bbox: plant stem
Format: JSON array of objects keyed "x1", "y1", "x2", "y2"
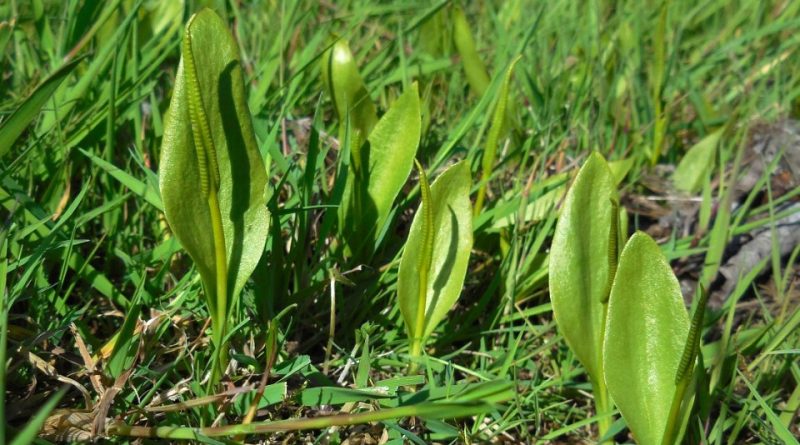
[
  {"x1": 208, "y1": 188, "x2": 228, "y2": 387},
  {"x1": 595, "y1": 301, "x2": 612, "y2": 442},
  {"x1": 408, "y1": 257, "x2": 428, "y2": 372},
  {"x1": 592, "y1": 378, "x2": 613, "y2": 442},
  {"x1": 661, "y1": 375, "x2": 690, "y2": 445},
  {"x1": 408, "y1": 278, "x2": 426, "y2": 372},
  {"x1": 323, "y1": 274, "x2": 335, "y2": 375},
  {"x1": 409, "y1": 160, "x2": 434, "y2": 373}
]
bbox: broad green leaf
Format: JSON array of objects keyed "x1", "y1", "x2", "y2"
[
  {"x1": 340, "y1": 83, "x2": 421, "y2": 256},
  {"x1": 398, "y1": 160, "x2": 473, "y2": 343},
  {"x1": 673, "y1": 128, "x2": 723, "y2": 193},
  {"x1": 321, "y1": 37, "x2": 378, "y2": 166},
  {"x1": 160, "y1": 8, "x2": 269, "y2": 304},
  {"x1": 452, "y1": 5, "x2": 490, "y2": 97},
  {"x1": 609, "y1": 157, "x2": 635, "y2": 183},
  {"x1": 549, "y1": 152, "x2": 618, "y2": 384},
  {"x1": 604, "y1": 232, "x2": 690, "y2": 445},
  {"x1": 0, "y1": 58, "x2": 81, "y2": 158}
]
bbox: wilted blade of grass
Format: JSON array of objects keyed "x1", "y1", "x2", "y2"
[
  {"x1": 147, "y1": 383, "x2": 287, "y2": 413},
  {"x1": 0, "y1": 58, "x2": 81, "y2": 158}
]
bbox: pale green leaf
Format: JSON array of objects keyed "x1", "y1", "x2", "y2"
[
  {"x1": 321, "y1": 37, "x2": 377, "y2": 161},
  {"x1": 673, "y1": 128, "x2": 723, "y2": 193},
  {"x1": 549, "y1": 152, "x2": 618, "y2": 384},
  {"x1": 340, "y1": 83, "x2": 421, "y2": 255},
  {"x1": 160, "y1": 8, "x2": 269, "y2": 300},
  {"x1": 604, "y1": 232, "x2": 690, "y2": 445},
  {"x1": 398, "y1": 160, "x2": 473, "y2": 342},
  {"x1": 452, "y1": 5, "x2": 490, "y2": 97}
]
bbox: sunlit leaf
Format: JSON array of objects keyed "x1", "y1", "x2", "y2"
[
  {"x1": 398, "y1": 160, "x2": 473, "y2": 347},
  {"x1": 321, "y1": 37, "x2": 378, "y2": 164},
  {"x1": 340, "y1": 83, "x2": 421, "y2": 256},
  {"x1": 604, "y1": 231, "x2": 690, "y2": 445},
  {"x1": 452, "y1": 5, "x2": 490, "y2": 97},
  {"x1": 673, "y1": 128, "x2": 723, "y2": 193},
  {"x1": 549, "y1": 152, "x2": 618, "y2": 385},
  {"x1": 160, "y1": 9, "x2": 269, "y2": 302}
]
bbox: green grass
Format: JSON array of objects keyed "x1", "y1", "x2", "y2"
[{"x1": 1, "y1": 0, "x2": 799, "y2": 443}]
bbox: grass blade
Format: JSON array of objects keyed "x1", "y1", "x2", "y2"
[{"x1": 0, "y1": 58, "x2": 81, "y2": 158}]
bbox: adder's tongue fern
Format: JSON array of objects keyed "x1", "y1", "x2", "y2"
[{"x1": 182, "y1": 17, "x2": 229, "y2": 380}]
